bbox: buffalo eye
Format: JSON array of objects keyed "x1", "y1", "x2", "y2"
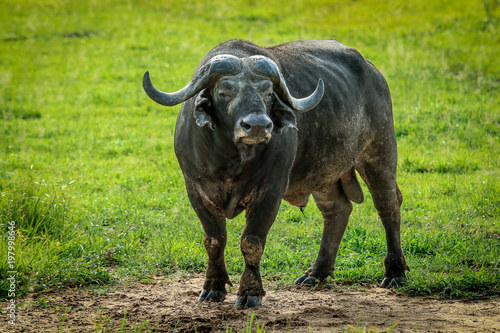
[{"x1": 219, "y1": 93, "x2": 230, "y2": 98}]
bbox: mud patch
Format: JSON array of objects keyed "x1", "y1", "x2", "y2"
[{"x1": 2, "y1": 275, "x2": 499, "y2": 332}]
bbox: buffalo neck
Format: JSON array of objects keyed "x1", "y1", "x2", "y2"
[{"x1": 188, "y1": 122, "x2": 263, "y2": 182}]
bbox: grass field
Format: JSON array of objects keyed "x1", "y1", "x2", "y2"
[{"x1": 1, "y1": 0, "x2": 499, "y2": 312}]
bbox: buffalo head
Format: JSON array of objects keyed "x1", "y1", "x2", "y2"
[{"x1": 143, "y1": 55, "x2": 324, "y2": 146}]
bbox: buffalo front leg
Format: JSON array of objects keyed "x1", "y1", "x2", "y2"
[
  {"x1": 199, "y1": 222, "x2": 231, "y2": 302},
  {"x1": 296, "y1": 183, "x2": 352, "y2": 286},
  {"x1": 185, "y1": 184, "x2": 231, "y2": 303},
  {"x1": 236, "y1": 196, "x2": 281, "y2": 308}
]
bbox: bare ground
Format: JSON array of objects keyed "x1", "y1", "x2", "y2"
[{"x1": 2, "y1": 275, "x2": 499, "y2": 333}]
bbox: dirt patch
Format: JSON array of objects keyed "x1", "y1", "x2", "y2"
[{"x1": 2, "y1": 275, "x2": 499, "y2": 332}]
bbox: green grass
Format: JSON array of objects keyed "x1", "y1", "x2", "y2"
[{"x1": 1, "y1": 0, "x2": 499, "y2": 303}]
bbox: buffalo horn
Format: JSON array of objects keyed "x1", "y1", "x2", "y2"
[
  {"x1": 248, "y1": 55, "x2": 324, "y2": 113},
  {"x1": 143, "y1": 55, "x2": 242, "y2": 106}
]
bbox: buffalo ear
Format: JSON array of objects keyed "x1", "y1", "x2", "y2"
[
  {"x1": 193, "y1": 89, "x2": 214, "y2": 129},
  {"x1": 271, "y1": 94, "x2": 298, "y2": 134}
]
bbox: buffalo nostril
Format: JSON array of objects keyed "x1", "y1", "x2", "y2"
[
  {"x1": 265, "y1": 122, "x2": 273, "y2": 131},
  {"x1": 240, "y1": 121, "x2": 252, "y2": 132}
]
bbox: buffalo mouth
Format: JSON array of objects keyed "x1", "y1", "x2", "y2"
[{"x1": 239, "y1": 136, "x2": 269, "y2": 145}]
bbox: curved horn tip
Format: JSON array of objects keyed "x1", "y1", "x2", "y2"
[
  {"x1": 142, "y1": 71, "x2": 151, "y2": 89},
  {"x1": 142, "y1": 71, "x2": 170, "y2": 105},
  {"x1": 317, "y1": 78, "x2": 325, "y2": 100},
  {"x1": 317, "y1": 78, "x2": 325, "y2": 96},
  {"x1": 294, "y1": 78, "x2": 325, "y2": 113}
]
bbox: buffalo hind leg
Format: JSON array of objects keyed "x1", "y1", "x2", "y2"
[
  {"x1": 296, "y1": 182, "x2": 352, "y2": 286},
  {"x1": 357, "y1": 161, "x2": 410, "y2": 287}
]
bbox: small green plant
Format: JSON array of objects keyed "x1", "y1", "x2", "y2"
[
  {"x1": 59, "y1": 308, "x2": 69, "y2": 333},
  {"x1": 119, "y1": 307, "x2": 129, "y2": 333},
  {"x1": 226, "y1": 312, "x2": 266, "y2": 333},
  {"x1": 35, "y1": 297, "x2": 50, "y2": 309}
]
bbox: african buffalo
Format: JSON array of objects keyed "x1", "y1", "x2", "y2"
[{"x1": 143, "y1": 39, "x2": 409, "y2": 308}]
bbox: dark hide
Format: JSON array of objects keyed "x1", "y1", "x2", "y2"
[{"x1": 144, "y1": 39, "x2": 409, "y2": 308}]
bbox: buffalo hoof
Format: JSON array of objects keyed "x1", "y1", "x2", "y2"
[
  {"x1": 381, "y1": 277, "x2": 406, "y2": 288},
  {"x1": 198, "y1": 289, "x2": 226, "y2": 303},
  {"x1": 295, "y1": 274, "x2": 319, "y2": 287},
  {"x1": 236, "y1": 295, "x2": 262, "y2": 309}
]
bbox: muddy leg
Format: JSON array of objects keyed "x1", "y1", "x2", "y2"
[
  {"x1": 357, "y1": 164, "x2": 409, "y2": 287},
  {"x1": 236, "y1": 196, "x2": 281, "y2": 308},
  {"x1": 296, "y1": 182, "x2": 352, "y2": 286},
  {"x1": 198, "y1": 220, "x2": 231, "y2": 302},
  {"x1": 185, "y1": 184, "x2": 231, "y2": 302},
  {"x1": 236, "y1": 234, "x2": 266, "y2": 308}
]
